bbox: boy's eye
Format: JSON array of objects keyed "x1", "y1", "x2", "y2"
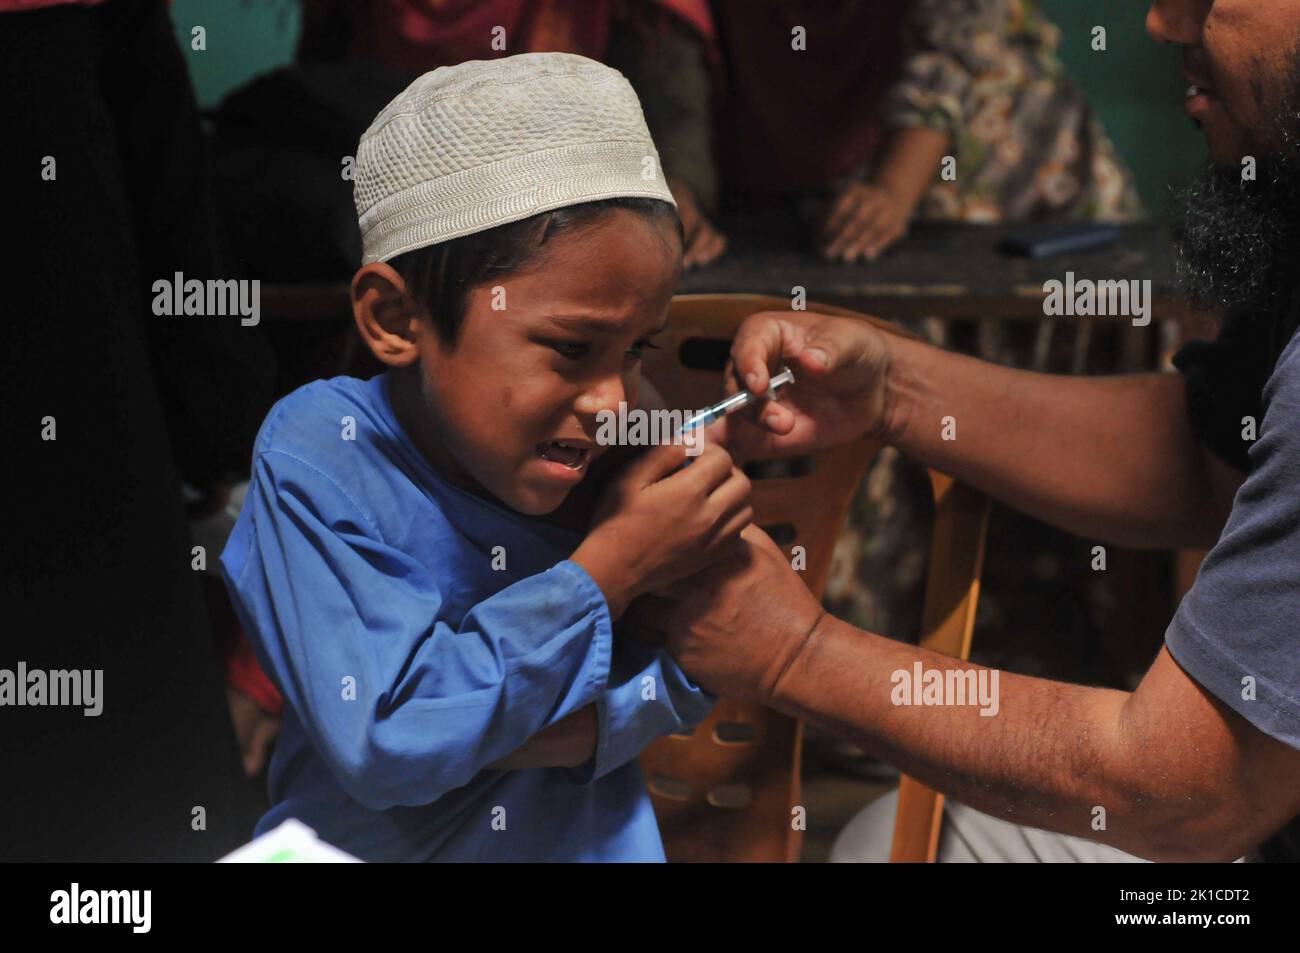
[
  {"x1": 627, "y1": 338, "x2": 662, "y2": 360},
  {"x1": 547, "y1": 340, "x2": 590, "y2": 360}
]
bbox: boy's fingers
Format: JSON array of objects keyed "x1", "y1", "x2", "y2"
[
  {"x1": 713, "y1": 508, "x2": 754, "y2": 549},
  {"x1": 677, "y1": 442, "x2": 735, "y2": 491},
  {"x1": 701, "y1": 417, "x2": 728, "y2": 446},
  {"x1": 707, "y1": 467, "x2": 752, "y2": 519},
  {"x1": 646, "y1": 441, "x2": 729, "y2": 500},
  {"x1": 626, "y1": 440, "x2": 691, "y2": 487},
  {"x1": 710, "y1": 484, "x2": 754, "y2": 540}
]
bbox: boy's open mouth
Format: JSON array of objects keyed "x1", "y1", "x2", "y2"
[{"x1": 536, "y1": 440, "x2": 590, "y2": 470}]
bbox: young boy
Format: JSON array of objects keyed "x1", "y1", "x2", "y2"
[{"x1": 220, "y1": 53, "x2": 753, "y2": 861}]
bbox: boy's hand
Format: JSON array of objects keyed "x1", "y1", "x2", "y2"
[
  {"x1": 710, "y1": 310, "x2": 894, "y2": 461},
  {"x1": 572, "y1": 441, "x2": 752, "y2": 619}
]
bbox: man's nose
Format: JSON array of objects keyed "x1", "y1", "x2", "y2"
[{"x1": 1146, "y1": 0, "x2": 1206, "y2": 46}]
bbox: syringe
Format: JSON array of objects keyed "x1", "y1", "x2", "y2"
[{"x1": 679, "y1": 365, "x2": 796, "y2": 433}]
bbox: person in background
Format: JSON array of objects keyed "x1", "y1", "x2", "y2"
[
  {"x1": 1, "y1": 0, "x2": 273, "y2": 860},
  {"x1": 297, "y1": 0, "x2": 724, "y2": 267},
  {"x1": 822, "y1": 0, "x2": 1144, "y2": 260},
  {"x1": 679, "y1": 0, "x2": 1142, "y2": 263}
]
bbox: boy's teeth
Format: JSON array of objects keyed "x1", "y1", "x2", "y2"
[{"x1": 538, "y1": 441, "x2": 586, "y2": 468}]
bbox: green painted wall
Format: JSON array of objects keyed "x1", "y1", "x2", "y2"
[
  {"x1": 170, "y1": 0, "x2": 1205, "y2": 218},
  {"x1": 1044, "y1": 0, "x2": 1205, "y2": 216},
  {"x1": 170, "y1": 0, "x2": 299, "y2": 110}
]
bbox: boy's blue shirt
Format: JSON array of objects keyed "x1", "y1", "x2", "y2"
[{"x1": 221, "y1": 374, "x2": 714, "y2": 861}]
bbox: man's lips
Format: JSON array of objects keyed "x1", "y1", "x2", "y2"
[
  {"x1": 1183, "y1": 69, "x2": 1215, "y2": 99},
  {"x1": 1184, "y1": 80, "x2": 1216, "y2": 120}
]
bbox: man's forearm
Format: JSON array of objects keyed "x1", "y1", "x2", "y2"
[
  {"x1": 770, "y1": 616, "x2": 1240, "y2": 861},
  {"x1": 879, "y1": 334, "x2": 1231, "y2": 548}
]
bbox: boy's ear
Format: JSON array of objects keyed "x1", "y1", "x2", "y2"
[{"x1": 351, "y1": 262, "x2": 424, "y2": 367}]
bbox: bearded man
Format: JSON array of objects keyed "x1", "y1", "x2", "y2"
[{"x1": 636, "y1": 0, "x2": 1300, "y2": 862}]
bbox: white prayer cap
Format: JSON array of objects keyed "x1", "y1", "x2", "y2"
[{"x1": 353, "y1": 52, "x2": 677, "y2": 265}]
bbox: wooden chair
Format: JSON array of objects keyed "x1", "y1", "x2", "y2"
[
  {"x1": 887, "y1": 470, "x2": 992, "y2": 862},
  {"x1": 638, "y1": 294, "x2": 992, "y2": 862}
]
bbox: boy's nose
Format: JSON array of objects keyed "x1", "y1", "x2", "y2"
[{"x1": 575, "y1": 374, "x2": 628, "y2": 419}]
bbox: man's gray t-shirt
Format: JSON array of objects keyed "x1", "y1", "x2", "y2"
[{"x1": 1166, "y1": 327, "x2": 1300, "y2": 751}]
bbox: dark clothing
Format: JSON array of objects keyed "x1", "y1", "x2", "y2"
[
  {"x1": 209, "y1": 62, "x2": 414, "y2": 282},
  {"x1": 1171, "y1": 316, "x2": 1300, "y2": 860},
  {"x1": 1168, "y1": 328, "x2": 1300, "y2": 747},
  {"x1": 1173, "y1": 305, "x2": 1300, "y2": 474},
  {"x1": 1, "y1": 0, "x2": 270, "y2": 860},
  {"x1": 709, "y1": 0, "x2": 907, "y2": 198}
]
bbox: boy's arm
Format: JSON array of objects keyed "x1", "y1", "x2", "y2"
[
  {"x1": 223, "y1": 450, "x2": 617, "y2": 808},
  {"x1": 573, "y1": 374, "x2": 716, "y2": 777},
  {"x1": 490, "y1": 376, "x2": 715, "y2": 774},
  {"x1": 485, "y1": 642, "x2": 715, "y2": 776}
]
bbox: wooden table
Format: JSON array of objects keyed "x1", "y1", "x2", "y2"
[{"x1": 680, "y1": 220, "x2": 1199, "y2": 323}]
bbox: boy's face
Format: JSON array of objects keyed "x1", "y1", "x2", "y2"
[{"x1": 404, "y1": 210, "x2": 682, "y2": 515}]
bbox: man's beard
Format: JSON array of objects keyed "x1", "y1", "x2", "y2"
[
  {"x1": 1174, "y1": 155, "x2": 1300, "y2": 317},
  {"x1": 1174, "y1": 51, "x2": 1300, "y2": 319}
]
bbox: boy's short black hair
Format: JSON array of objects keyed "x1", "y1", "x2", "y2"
[{"x1": 388, "y1": 197, "x2": 682, "y2": 345}]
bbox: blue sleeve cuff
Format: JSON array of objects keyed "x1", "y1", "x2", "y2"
[
  {"x1": 551, "y1": 557, "x2": 615, "y2": 705},
  {"x1": 568, "y1": 636, "x2": 717, "y2": 785}
]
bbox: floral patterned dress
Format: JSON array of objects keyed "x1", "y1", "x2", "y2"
[
  {"x1": 824, "y1": 0, "x2": 1143, "y2": 646},
  {"x1": 886, "y1": 0, "x2": 1143, "y2": 223}
]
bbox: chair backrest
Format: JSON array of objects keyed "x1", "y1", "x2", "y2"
[
  {"x1": 638, "y1": 294, "x2": 992, "y2": 863},
  {"x1": 634, "y1": 295, "x2": 886, "y2": 861},
  {"x1": 888, "y1": 472, "x2": 992, "y2": 862}
]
